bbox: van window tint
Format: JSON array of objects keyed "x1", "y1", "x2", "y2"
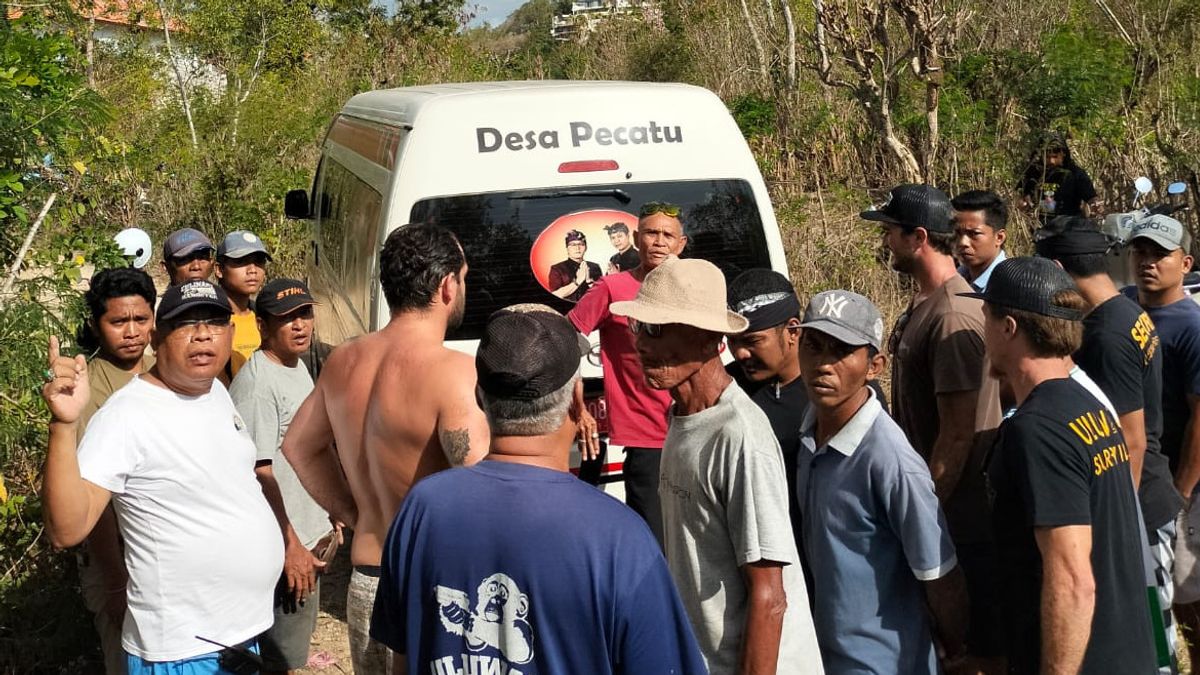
[
  {"x1": 311, "y1": 158, "x2": 383, "y2": 344},
  {"x1": 410, "y1": 179, "x2": 773, "y2": 341}
]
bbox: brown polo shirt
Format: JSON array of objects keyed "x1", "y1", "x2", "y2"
[{"x1": 889, "y1": 274, "x2": 1001, "y2": 542}]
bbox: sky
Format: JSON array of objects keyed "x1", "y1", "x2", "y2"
[{"x1": 372, "y1": 0, "x2": 527, "y2": 28}]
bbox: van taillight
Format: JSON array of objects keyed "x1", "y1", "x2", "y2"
[{"x1": 558, "y1": 160, "x2": 620, "y2": 173}]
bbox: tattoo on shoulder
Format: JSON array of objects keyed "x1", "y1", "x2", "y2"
[{"x1": 441, "y1": 428, "x2": 471, "y2": 465}]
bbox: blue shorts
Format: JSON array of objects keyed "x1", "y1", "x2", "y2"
[{"x1": 126, "y1": 642, "x2": 259, "y2": 675}]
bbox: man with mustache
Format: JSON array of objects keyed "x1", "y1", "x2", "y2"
[
  {"x1": 42, "y1": 280, "x2": 284, "y2": 672},
  {"x1": 75, "y1": 267, "x2": 157, "y2": 674},
  {"x1": 283, "y1": 223, "x2": 489, "y2": 674},
  {"x1": 230, "y1": 279, "x2": 337, "y2": 675},
  {"x1": 1124, "y1": 215, "x2": 1200, "y2": 664}
]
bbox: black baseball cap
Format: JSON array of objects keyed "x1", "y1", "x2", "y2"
[
  {"x1": 476, "y1": 304, "x2": 589, "y2": 401},
  {"x1": 157, "y1": 280, "x2": 232, "y2": 322},
  {"x1": 860, "y1": 184, "x2": 954, "y2": 233},
  {"x1": 1034, "y1": 217, "x2": 1114, "y2": 258},
  {"x1": 255, "y1": 278, "x2": 317, "y2": 318},
  {"x1": 958, "y1": 257, "x2": 1082, "y2": 320},
  {"x1": 162, "y1": 228, "x2": 214, "y2": 260}
]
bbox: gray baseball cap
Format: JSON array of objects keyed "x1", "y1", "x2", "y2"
[
  {"x1": 217, "y1": 230, "x2": 272, "y2": 260},
  {"x1": 1129, "y1": 215, "x2": 1191, "y2": 252},
  {"x1": 800, "y1": 290, "x2": 885, "y2": 352}
]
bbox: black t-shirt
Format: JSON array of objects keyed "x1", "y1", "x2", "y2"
[
  {"x1": 609, "y1": 247, "x2": 641, "y2": 273},
  {"x1": 987, "y1": 378, "x2": 1155, "y2": 674},
  {"x1": 749, "y1": 376, "x2": 811, "y2": 551},
  {"x1": 1074, "y1": 295, "x2": 1182, "y2": 529},
  {"x1": 1020, "y1": 165, "x2": 1097, "y2": 220}
]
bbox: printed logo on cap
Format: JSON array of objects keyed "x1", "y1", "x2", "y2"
[
  {"x1": 180, "y1": 282, "x2": 218, "y2": 300},
  {"x1": 820, "y1": 294, "x2": 849, "y2": 319},
  {"x1": 873, "y1": 318, "x2": 884, "y2": 343}
]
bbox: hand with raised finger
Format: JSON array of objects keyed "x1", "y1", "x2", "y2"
[{"x1": 42, "y1": 336, "x2": 90, "y2": 425}]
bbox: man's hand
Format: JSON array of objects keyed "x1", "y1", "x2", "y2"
[
  {"x1": 574, "y1": 262, "x2": 590, "y2": 286},
  {"x1": 283, "y1": 530, "x2": 325, "y2": 604},
  {"x1": 43, "y1": 336, "x2": 90, "y2": 425},
  {"x1": 573, "y1": 385, "x2": 600, "y2": 461}
]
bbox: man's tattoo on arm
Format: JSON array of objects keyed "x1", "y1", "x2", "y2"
[{"x1": 441, "y1": 428, "x2": 471, "y2": 465}]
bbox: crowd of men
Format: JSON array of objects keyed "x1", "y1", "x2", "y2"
[{"x1": 36, "y1": 177, "x2": 1200, "y2": 675}]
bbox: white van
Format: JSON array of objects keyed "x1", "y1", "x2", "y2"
[{"x1": 285, "y1": 80, "x2": 790, "y2": 491}]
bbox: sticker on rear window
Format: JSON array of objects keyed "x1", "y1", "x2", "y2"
[{"x1": 530, "y1": 209, "x2": 639, "y2": 303}]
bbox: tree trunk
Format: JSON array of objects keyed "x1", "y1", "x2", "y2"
[
  {"x1": 156, "y1": 0, "x2": 198, "y2": 150},
  {"x1": 739, "y1": 0, "x2": 771, "y2": 89},
  {"x1": 780, "y1": 0, "x2": 797, "y2": 89}
]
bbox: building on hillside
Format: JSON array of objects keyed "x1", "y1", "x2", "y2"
[{"x1": 551, "y1": 0, "x2": 655, "y2": 41}]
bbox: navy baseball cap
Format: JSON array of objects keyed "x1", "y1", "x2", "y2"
[
  {"x1": 860, "y1": 184, "x2": 955, "y2": 233},
  {"x1": 162, "y1": 228, "x2": 214, "y2": 260},
  {"x1": 156, "y1": 280, "x2": 232, "y2": 322},
  {"x1": 217, "y1": 230, "x2": 272, "y2": 260}
]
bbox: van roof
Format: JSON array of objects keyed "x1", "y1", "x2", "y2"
[{"x1": 342, "y1": 80, "x2": 706, "y2": 127}]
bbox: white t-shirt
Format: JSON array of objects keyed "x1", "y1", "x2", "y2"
[{"x1": 78, "y1": 376, "x2": 284, "y2": 661}]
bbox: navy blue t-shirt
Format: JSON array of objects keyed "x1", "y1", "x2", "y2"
[
  {"x1": 1125, "y1": 291, "x2": 1200, "y2": 473},
  {"x1": 370, "y1": 460, "x2": 706, "y2": 675}
]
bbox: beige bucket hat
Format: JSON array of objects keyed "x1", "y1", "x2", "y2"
[{"x1": 610, "y1": 257, "x2": 749, "y2": 334}]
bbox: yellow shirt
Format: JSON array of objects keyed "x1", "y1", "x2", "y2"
[{"x1": 229, "y1": 310, "x2": 261, "y2": 377}]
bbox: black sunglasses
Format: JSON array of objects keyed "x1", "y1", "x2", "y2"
[{"x1": 628, "y1": 318, "x2": 663, "y2": 338}]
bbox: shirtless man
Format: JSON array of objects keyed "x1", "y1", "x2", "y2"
[{"x1": 283, "y1": 223, "x2": 489, "y2": 674}]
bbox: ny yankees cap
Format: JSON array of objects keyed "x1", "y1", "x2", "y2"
[
  {"x1": 800, "y1": 290, "x2": 884, "y2": 352},
  {"x1": 860, "y1": 184, "x2": 955, "y2": 233},
  {"x1": 476, "y1": 304, "x2": 589, "y2": 401},
  {"x1": 157, "y1": 280, "x2": 232, "y2": 322},
  {"x1": 959, "y1": 256, "x2": 1082, "y2": 320},
  {"x1": 217, "y1": 230, "x2": 272, "y2": 260},
  {"x1": 1128, "y1": 214, "x2": 1191, "y2": 252}
]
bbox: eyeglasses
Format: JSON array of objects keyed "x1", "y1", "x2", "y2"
[
  {"x1": 628, "y1": 318, "x2": 663, "y2": 338},
  {"x1": 170, "y1": 317, "x2": 231, "y2": 333},
  {"x1": 639, "y1": 202, "x2": 682, "y2": 218}
]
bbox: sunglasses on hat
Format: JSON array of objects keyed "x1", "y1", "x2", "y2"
[{"x1": 639, "y1": 202, "x2": 682, "y2": 218}]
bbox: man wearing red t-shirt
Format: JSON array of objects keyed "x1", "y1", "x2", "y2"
[{"x1": 569, "y1": 202, "x2": 688, "y2": 544}]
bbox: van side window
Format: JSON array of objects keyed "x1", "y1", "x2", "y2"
[{"x1": 311, "y1": 158, "x2": 382, "y2": 344}]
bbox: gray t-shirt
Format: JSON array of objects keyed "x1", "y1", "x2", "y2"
[
  {"x1": 659, "y1": 380, "x2": 825, "y2": 675},
  {"x1": 229, "y1": 350, "x2": 330, "y2": 549}
]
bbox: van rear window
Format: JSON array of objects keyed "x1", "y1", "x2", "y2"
[{"x1": 409, "y1": 180, "x2": 773, "y2": 341}]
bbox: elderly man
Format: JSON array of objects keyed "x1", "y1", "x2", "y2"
[
  {"x1": 370, "y1": 304, "x2": 706, "y2": 674},
  {"x1": 567, "y1": 202, "x2": 689, "y2": 544},
  {"x1": 230, "y1": 279, "x2": 336, "y2": 675},
  {"x1": 41, "y1": 280, "x2": 283, "y2": 672},
  {"x1": 160, "y1": 228, "x2": 214, "y2": 286},
  {"x1": 795, "y1": 290, "x2": 968, "y2": 674},
  {"x1": 975, "y1": 257, "x2": 1156, "y2": 674},
  {"x1": 284, "y1": 224, "x2": 488, "y2": 674},
  {"x1": 864, "y1": 183, "x2": 1003, "y2": 665},
  {"x1": 611, "y1": 257, "x2": 824, "y2": 674}
]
